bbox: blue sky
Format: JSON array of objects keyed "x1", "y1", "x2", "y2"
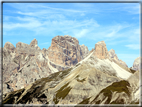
[{"x1": 3, "y1": 3, "x2": 140, "y2": 67}]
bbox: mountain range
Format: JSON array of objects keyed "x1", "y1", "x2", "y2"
[{"x1": 2, "y1": 35, "x2": 141, "y2": 105}]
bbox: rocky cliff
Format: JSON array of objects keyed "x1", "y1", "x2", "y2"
[
  {"x1": 132, "y1": 57, "x2": 141, "y2": 71},
  {"x1": 3, "y1": 44, "x2": 139, "y2": 105},
  {"x1": 108, "y1": 49, "x2": 128, "y2": 68},
  {"x1": 2, "y1": 36, "x2": 140, "y2": 105},
  {"x1": 3, "y1": 40, "x2": 52, "y2": 94},
  {"x1": 2, "y1": 36, "x2": 89, "y2": 94},
  {"x1": 93, "y1": 41, "x2": 109, "y2": 59},
  {"x1": 47, "y1": 35, "x2": 89, "y2": 71}
]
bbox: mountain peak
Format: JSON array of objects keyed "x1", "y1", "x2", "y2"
[
  {"x1": 30, "y1": 38, "x2": 38, "y2": 47},
  {"x1": 132, "y1": 57, "x2": 141, "y2": 71},
  {"x1": 93, "y1": 41, "x2": 109, "y2": 59},
  {"x1": 4, "y1": 42, "x2": 15, "y2": 51}
]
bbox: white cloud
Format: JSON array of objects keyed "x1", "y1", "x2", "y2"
[{"x1": 125, "y1": 44, "x2": 140, "y2": 50}]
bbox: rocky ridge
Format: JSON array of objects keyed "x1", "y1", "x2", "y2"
[
  {"x1": 2, "y1": 36, "x2": 89, "y2": 94},
  {"x1": 132, "y1": 57, "x2": 141, "y2": 71},
  {"x1": 2, "y1": 39, "x2": 140, "y2": 105},
  {"x1": 108, "y1": 49, "x2": 128, "y2": 68}
]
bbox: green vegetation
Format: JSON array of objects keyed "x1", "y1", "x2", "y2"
[
  {"x1": 3, "y1": 88, "x2": 25, "y2": 104},
  {"x1": 78, "y1": 97, "x2": 91, "y2": 104},
  {"x1": 91, "y1": 80, "x2": 131, "y2": 104},
  {"x1": 75, "y1": 63, "x2": 80, "y2": 67},
  {"x1": 53, "y1": 82, "x2": 72, "y2": 104},
  {"x1": 27, "y1": 65, "x2": 30, "y2": 67},
  {"x1": 3, "y1": 67, "x2": 73, "y2": 104}
]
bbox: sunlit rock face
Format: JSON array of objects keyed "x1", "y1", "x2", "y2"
[
  {"x1": 2, "y1": 36, "x2": 89, "y2": 94},
  {"x1": 93, "y1": 41, "x2": 109, "y2": 59},
  {"x1": 3, "y1": 39, "x2": 52, "y2": 94},
  {"x1": 2, "y1": 37, "x2": 139, "y2": 105},
  {"x1": 47, "y1": 35, "x2": 88, "y2": 67}
]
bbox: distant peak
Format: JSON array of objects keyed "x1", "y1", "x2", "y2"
[
  {"x1": 95, "y1": 41, "x2": 106, "y2": 46},
  {"x1": 30, "y1": 38, "x2": 38, "y2": 47},
  {"x1": 109, "y1": 49, "x2": 115, "y2": 53},
  {"x1": 4, "y1": 42, "x2": 15, "y2": 50}
]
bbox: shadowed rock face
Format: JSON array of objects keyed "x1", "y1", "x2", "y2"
[
  {"x1": 2, "y1": 36, "x2": 89, "y2": 94},
  {"x1": 47, "y1": 35, "x2": 89, "y2": 67},
  {"x1": 3, "y1": 39, "x2": 52, "y2": 94},
  {"x1": 3, "y1": 51, "x2": 138, "y2": 105},
  {"x1": 80, "y1": 44, "x2": 89, "y2": 59},
  {"x1": 2, "y1": 36, "x2": 139, "y2": 105},
  {"x1": 108, "y1": 49, "x2": 128, "y2": 68},
  {"x1": 132, "y1": 57, "x2": 141, "y2": 71}
]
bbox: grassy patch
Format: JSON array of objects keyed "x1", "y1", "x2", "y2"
[
  {"x1": 78, "y1": 97, "x2": 91, "y2": 104},
  {"x1": 53, "y1": 82, "x2": 72, "y2": 104},
  {"x1": 75, "y1": 63, "x2": 80, "y2": 67},
  {"x1": 27, "y1": 65, "x2": 30, "y2": 67},
  {"x1": 3, "y1": 88, "x2": 25, "y2": 104},
  {"x1": 75, "y1": 75, "x2": 86, "y2": 83},
  {"x1": 3, "y1": 67, "x2": 73, "y2": 104},
  {"x1": 91, "y1": 80, "x2": 131, "y2": 104}
]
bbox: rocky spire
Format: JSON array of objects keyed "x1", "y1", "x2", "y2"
[
  {"x1": 132, "y1": 57, "x2": 141, "y2": 71},
  {"x1": 4, "y1": 42, "x2": 15, "y2": 51},
  {"x1": 94, "y1": 41, "x2": 109, "y2": 59},
  {"x1": 30, "y1": 38, "x2": 38, "y2": 47}
]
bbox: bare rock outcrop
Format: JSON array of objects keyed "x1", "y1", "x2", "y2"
[
  {"x1": 3, "y1": 39, "x2": 51, "y2": 94},
  {"x1": 47, "y1": 35, "x2": 88, "y2": 68},
  {"x1": 132, "y1": 57, "x2": 141, "y2": 71},
  {"x1": 108, "y1": 49, "x2": 128, "y2": 68},
  {"x1": 93, "y1": 41, "x2": 109, "y2": 59},
  {"x1": 3, "y1": 36, "x2": 89, "y2": 94},
  {"x1": 4, "y1": 42, "x2": 15, "y2": 52},
  {"x1": 80, "y1": 44, "x2": 89, "y2": 59},
  {"x1": 3, "y1": 46, "x2": 138, "y2": 105}
]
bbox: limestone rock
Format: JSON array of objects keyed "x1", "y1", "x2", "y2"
[
  {"x1": 108, "y1": 49, "x2": 128, "y2": 68},
  {"x1": 132, "y1": 57, "x2": 141, "y2": 71},
  {"x1": 30, "y1": 38, "x2": 38, "y2": 47},
  {"x1": 4, "y1": 42, "x2": 15, "y2": 52},
  {"x1": 47, "y1": 35, "x2": 82, "y2": 67},
  {"x1": 128, "y1": 71, "x2": 140, "y2": 101},
  {"x1": 108, "y1": 49, "x2": 119, "y2": 60},
  {"x1": 80, "y1": 44, "x2": 89, "y2": 59},
  {"x1": 3, "y1": 40, "x2": 51, "y2": 94},
  {"x1": 3, "y1": 49, "x2": 137, "y2": 105},
  {"x1": 94, "y1": 41, "x2": 109, "y2": 59}
]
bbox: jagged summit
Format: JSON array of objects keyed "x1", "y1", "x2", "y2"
[
  {"x1": 93, "y1": 40, "x2": 109, "y2": 59},
  {"x1": 47, "y1": 35, "x2": 88, "y2": 68},
  {"x1": 2, "y1": 35, "x2": 140, "y2": 105},
  {"x1": 30, "y1": 38, "x2": 38, "y2": 47},
  {"x1": 95, "y1": 41, "x2": 106, "y2": 45},
  {"x1": 2, "y1": 35, "x2": 89, "y2": 94},
  {"x1": 4, "y1": 42, "x2": 15, "y2": 51},
  {"x1": 132, "y1": 57, "x2": 141, "y2": 71},
  {"x1": 108, "y1": 49, "x2": 128, "y2": 68}
]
